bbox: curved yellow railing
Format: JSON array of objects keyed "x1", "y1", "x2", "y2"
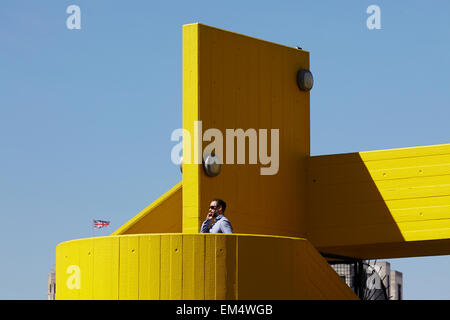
[{"x1": 56, "y1": 233, "x2": 357, "y2": 300}]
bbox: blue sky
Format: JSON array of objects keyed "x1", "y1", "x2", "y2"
[{"x1": 1, "y1": 0, "x2": 449, "y2": 299}]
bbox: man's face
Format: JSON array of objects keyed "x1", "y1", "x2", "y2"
[{"x1": 209, "y1": 201, "x2": 222, "y2": 218}]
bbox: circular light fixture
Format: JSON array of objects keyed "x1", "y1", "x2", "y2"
[
  {"x1": 297, "y1": 69, "x2": 314, "y2": 91},
  {"x1": 203, "y1": 153, "x2": 221, "y2": 177}
]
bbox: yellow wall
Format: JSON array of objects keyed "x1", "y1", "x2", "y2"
[
  {"x1": 56, "y1": 234, "x2": 357, "y2": 300},
  {"x1": 112, "y1": 182, "x2": 182, "y2": 235},
  {"x1": 182, "y1": 23, "x2": 310, "y2": 237},
  {"x1": 307, "y1": 143, "x2": 450, "y2": 259}
]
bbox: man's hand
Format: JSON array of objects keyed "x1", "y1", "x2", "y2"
[{"x1": 207, "y1": 212, "x2": 214, "y2": 220}]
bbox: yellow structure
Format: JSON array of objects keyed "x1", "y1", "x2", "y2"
[
  {"x1": 56, "y1": 23, "x2": 450, "y2": 300},
  {"x1": 308, "y1": 144, "x2": 450, "y2": 259},
  {"x1": 56, "y1": 234, "x2": 356, "y2": 299}
]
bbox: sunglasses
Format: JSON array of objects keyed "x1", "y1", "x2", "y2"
[{"x1": 209, "y1": 205, "x2": 218, "y2": 210}]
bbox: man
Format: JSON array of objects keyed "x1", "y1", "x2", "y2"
[{"x1": 200, "y1": 199, "x2": 233, "y2": 233}]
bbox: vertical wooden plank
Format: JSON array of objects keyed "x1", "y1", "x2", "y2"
[
  {"x1": 170, "y1": 235, "x2": 183, "y2": 299},
  {"x1": 93, "y1": 237, "x2": 119, "y2": 299},
  {"x1": 204, "y1": 235, "x2": 215, "y2": 299},
  {"x1": 215, "y1": 235, "x2": 237, "y2": 300},
  {"x1": 78, "y1": 240, "x2": 93, "y2": 299},
  {"x1": 225, "y1": 236, "x2": 237, "y2": 300},
  {"x1": 119, "y1": 235, "x2": 139, "y2": 299},
  {"x1": 182, "y1": 234, "x2": 206, "y2": 299},
  {"x1": 182, "y1": 235, "x2": 195, "y2": 299},
  {"x1": 139, "y1": 235, "x2": 161, "y2": 299},
  {"x1": 160, "y1": 235, "x2": 171, "y2": 299},
  {"x1": 193, "y1": 235, "x2": 205, "y2": 299},
  {"x1": 138, "y1": 235, "x2": 149, "y2": 299},
  {"x1": 149, "y1": 235, "x2": 162, "y2": 299},
  {"x1": 215, "y1": 236, "x2": 227, "y2": 300}
]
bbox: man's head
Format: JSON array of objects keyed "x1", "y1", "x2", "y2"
[{"x1": 209, "y1": 198, "x2": 226, "y2": 218}]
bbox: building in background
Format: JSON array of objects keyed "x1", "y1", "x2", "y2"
[
  {"x1": 330, "y1": 260, "x2": 403, "y2": 300},
  {"x1": 48, "y1": 266, "x2": 56, "y2": 300},
  {"x1": 390, "y1": 268, "x2": 403, "y2": 300}
]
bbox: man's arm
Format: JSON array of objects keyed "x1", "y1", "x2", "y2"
[
  {"x1": 220, "y1": 219, "x2": 233, "y2": 234},
  {"x1": 200, "y1": 219, "x2": 211, "y2": 233}
]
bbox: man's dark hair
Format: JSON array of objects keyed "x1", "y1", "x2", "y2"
[{"x1": 213, "y1": 198, "x2": 226, "y2": 213}]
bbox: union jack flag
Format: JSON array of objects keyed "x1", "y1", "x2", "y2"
[{"x1": 93, "y1": 219, "x2": 110, "y2": 229}]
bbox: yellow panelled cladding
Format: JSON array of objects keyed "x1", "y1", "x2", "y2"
[
  {"x1": 56, "y1": 237, "x2": 119, "y2": 299},
  {"x1": 182, "y1": 24, "x2": 310, "y2": 237},
  {"x1": 55, "y1": 234, "x2": 357, "y2": 300},
  {"x1": 307, "y1": 143, "x2": 450, "y2": 259}
]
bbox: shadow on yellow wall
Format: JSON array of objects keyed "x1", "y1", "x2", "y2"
[{"x1": 308, "y1": 145, "x2": 450, "y2": 259}]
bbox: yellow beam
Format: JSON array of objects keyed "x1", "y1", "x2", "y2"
[
  {"x1": 111, "y1": 182, "x2": 182, "y2": 235},
  {"x1": 182, "y1": 24, "x2": 201, "y2": 233},
  {"x1": 308, "y1": 143, "x2": 450, "y2": 259}
]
